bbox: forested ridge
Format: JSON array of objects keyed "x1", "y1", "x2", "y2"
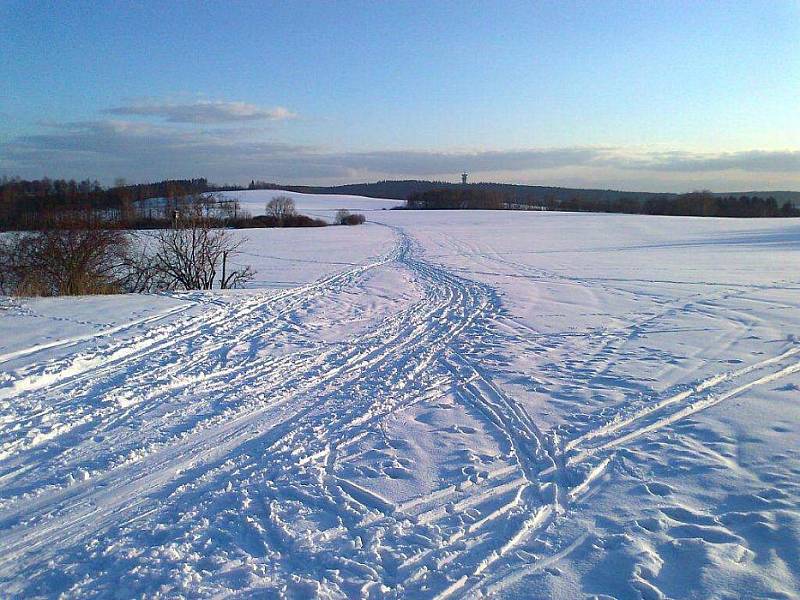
[{"x1": 2, "y1": 176, "x2": 798, "y2": 230}]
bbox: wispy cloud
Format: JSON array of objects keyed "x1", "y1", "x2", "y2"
[
  {"x1": 2, "y1": 118, "x2": 799, "y2": 190},
  {"x1": 613, "y1": 149, "x2": 800, "y2": 173},
  {"x1": 104, "y1": 100, "x2": 297, "y2": 123}
]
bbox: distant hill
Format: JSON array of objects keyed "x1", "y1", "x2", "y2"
[
  {"x1": 251, "y1": 180, "x2": 800, "y2": 207},
  {"x1": 250, "y1": 180, "x2": 676, "y2": 204}
]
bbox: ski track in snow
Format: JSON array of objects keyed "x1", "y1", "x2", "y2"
[{"x1": 1, "y1": 211, "x2": 798, "y2": 598}]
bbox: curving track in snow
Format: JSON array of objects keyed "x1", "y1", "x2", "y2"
[{"x1": 1, "y1": 221, "x2": 798, "y2": 598}]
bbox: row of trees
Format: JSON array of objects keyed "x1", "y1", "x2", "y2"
[
  {"x1": 552, "y1": 191, "x2": 798, "y2": 217},
  {"x1": 642, "y1": 192, "x2": 797, "y2": 218},
  {"x1": 0, "y1": 175, "x2": 371, "y2": 231},
  {"x1": 335, "y1": 209, "x2": 366, "y2": 225},
  {"x1": 406, "y1": 188, "x2": 799, "y2": 218},
  {"x1": 0, "y1": 177, "x2": 246, "y2": 230},
  {"x1": 0, "y1": 210, "x2": 254, "y2": 297},
  {"x1": 0, "y1": 195, "x2": 367, "y2": 297},
  {"x1": 406, "y1": 188, "x2": 506, "y2": 210},
  {"x1": 252, "y1": 197, "x2": 364, "y2": 227}
]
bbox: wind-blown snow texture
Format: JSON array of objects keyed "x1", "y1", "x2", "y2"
[{"x1": 1, "y1": 191, "x2": 799, "y2": 599}]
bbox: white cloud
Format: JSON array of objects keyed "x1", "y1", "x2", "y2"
[
  {"x1": 2, "y1": 119, "x2": 799, "y2": 190},
  {"x1": 613, "y1": 150, "x2": 800, "y2": 173},
  {"x1": 104, "y1": 101, "x2": 297, "y2": 123}
]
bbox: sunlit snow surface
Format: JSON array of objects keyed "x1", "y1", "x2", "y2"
[{"x1": 1, "y1": 191, "x2": 799, "y2": 598}]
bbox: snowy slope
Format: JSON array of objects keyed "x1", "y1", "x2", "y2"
[
  {"x1": 220, "y1": 189, "x2": 401, "y2": 222},
  {"x1": 1, "y1": 194, "x2": 799, "y2": 598}
]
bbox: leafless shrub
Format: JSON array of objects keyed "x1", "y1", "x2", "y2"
[
  {"x1": 266, "y1": 195, "x2": 296, "y2": 226},
  {"x1": 335, "y1": 209, "x2": 366, "y2": 225},
  {"x1": 131, "y1": 217, "x2": 254, "y2": 291},
  {"x1": 249, "y1": 213, "x2": 327, "y2": 228},
  {"x1": 0, "y1": 203, "x2": 255, "y2": 296},
  {"x1": 0, "y1": 214, "x2": 130, "y2": 296}
]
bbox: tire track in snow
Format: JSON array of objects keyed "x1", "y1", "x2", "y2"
[
  {"x1": 565, "y1": 345, "x2": 800, "y2": 466},
  {"x1": 397, "y1": 241, "x2": 800, "y2": 598},
  {"x1": 0, "y1": 246, "x2": 397, "y2": 402},
  {"x1": 0, "y1": 225, "x2": 567, "y2": 597},
  {"x1": 0, "y1": 228, "x2": 504, "y2": 593},
  {"x1": 0, "y1": 246, "x2": 400, "y2": 466},
  {"x1": 3, "y1": 222, "x2": 794, "y2": 598},
  {"x1": 0, "y1": 299, "x2": 196, "y2": 365},
  {"x1": 0, "y1": 243, "x2": 415, "y2": 571},
  {"x1": 458, "y1": 345, "x2": 800, "y2": 597}
]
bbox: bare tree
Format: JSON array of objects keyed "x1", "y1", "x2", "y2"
[
  {"x1": 335, "y1": 209, "x2": 351, "y2": 225},
  {"x1": 218, "y1": 249, "x2": 253, "y2": 289},
  {"x1": 218, "y1": 197, "x2": 241, "y2": 221},
  {"x1": 119, "y1": 242, "x2": 161, "y2": 293},
  {"x1": 0, "y1": 210, "x2": 255, "y2": 296},
  {"x1": 134, "y1": 216, "x2": 254, "y2": 291},
  {"x1": 266, "y1": 195, "x2": 296, "y2": 226},
  {"x1": 335, "y1": 209, "x2": 365, "y2": 225}
]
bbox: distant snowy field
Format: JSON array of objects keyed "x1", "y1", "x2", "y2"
[
  {"x1": 1, "y1": 190, "x2": 799, "y2": 598},
  {"x1": 220, "y1": 188, "x2": 401, "y2": 221}
]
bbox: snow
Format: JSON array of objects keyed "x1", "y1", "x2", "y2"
[
  {"x1": 1, "y1": 191, "x2": 799, "y2": 598},
  {"x1": 220, "y1": 188, "x2": 401, "y2": 222}
]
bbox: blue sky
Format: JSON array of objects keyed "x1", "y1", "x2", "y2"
[{"x1": 2, "y1": 0, "x2": 799, "y2": 191}]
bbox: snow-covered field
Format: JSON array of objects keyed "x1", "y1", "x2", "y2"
[
  {"x1": 221, "y1": 189, "x2": 401, "y2": 220},
  {"x1": 1, "y1": 191, "x2": 799, "y2": 599}
]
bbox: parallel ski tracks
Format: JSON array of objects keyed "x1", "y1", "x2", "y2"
[{"x1": 0, "y1": 225, "x2": 797, "y2": 598}]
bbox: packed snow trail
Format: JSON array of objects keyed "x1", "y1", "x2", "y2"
[
  {"x1": 1, "y1": 217, "x2": 799, "y2": 598},
  {"x1": 0, "y1": 227, "x2": 562, "y2": 596},
  {"x1": 1, "y1": 227, "x2": 517, "y2": 596}
]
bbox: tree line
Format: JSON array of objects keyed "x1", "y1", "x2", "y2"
[
  {"x1": 405, "y1": 188, "x2": 799, "y2": 218},
  {"x1": 406, "y1": 188, "x2": 506, "y2": 210},
  {"x1": 244, "y1": 179, "x2": 800, "y2": 215},
  {"x1": 3, "y1": 176, "x2": 796, "y2": 229},
  {"x1": 0, "y1": 208, "x2": 254, "y2": 297},
  {"x1": 0, "y1": 176, "x2": 246, "y2": 230},
  {"x1": 0, "y1": 194, "x2": 366, "y2": 297},
  {"x1": 0, "y1": 177, "x2": 375, "y2": 230}
]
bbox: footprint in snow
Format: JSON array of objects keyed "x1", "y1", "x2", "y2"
[
  {"x1": 660, "y1": 506, "x2": 717, "y2": 526},
  {"x1": 669, "y1": 523, "x2": 742, "y2": 545},
  {"x1": 446, "y1": 424, "x2": 477, "y2": 434},
  {"x1": 771, "y1": 425, "x2": 792, "y2": 433},
  {"x1": 638, "y1": 481, "x2": 674, "y2": 497},
  {"x1": 383, "y1": 466, "x2": 412, "y2": 479},
  {"x1": 636, "y1": 517, "x2": 666, "y2": 532},
  {"x1": 386, "y1": 438, "x2": 409, "y2": 450},
  {"x1": 462, "y1": 465, "x2": 489, "y2": 483}
]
